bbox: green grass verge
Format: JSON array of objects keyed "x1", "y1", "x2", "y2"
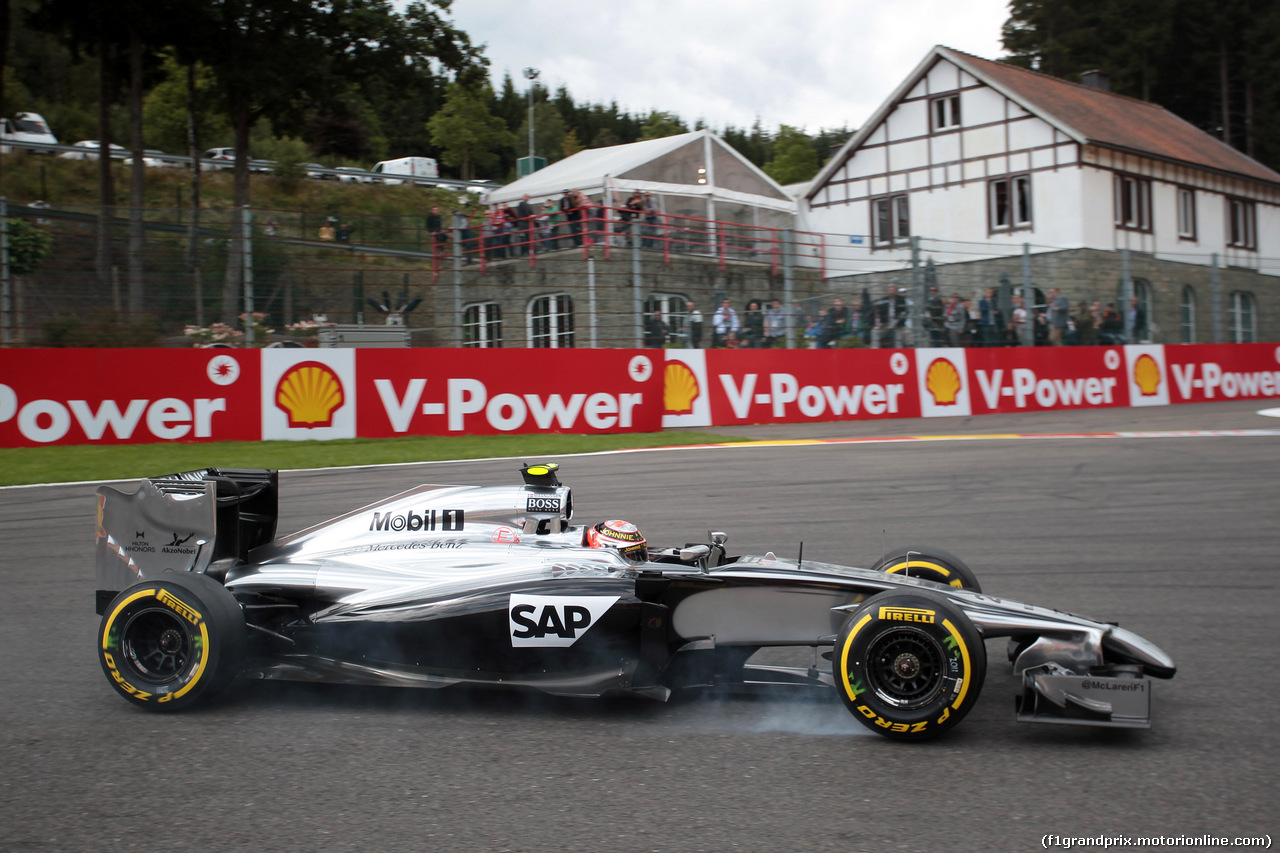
[{"x1": 0, "y1": 431, "x2": 745, "y2": 487}]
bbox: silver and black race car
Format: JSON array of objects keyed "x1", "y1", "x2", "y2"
[{"x1": 94, "y1": 463, "x2": 1176, "y2": 740}]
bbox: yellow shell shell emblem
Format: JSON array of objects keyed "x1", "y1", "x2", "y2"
[
  {"x1": 925, "y1": 358, "x2": 962, "y2": 405},
  {"x1": 275, "y1": 361, "x2": 345, "y2": 428},
  {"x1": 1133, "y1": 353, "x2": 1161, "y2": 396},
  {"x1": 664, "y1": 362, "x2": 700, "y2": 414}
]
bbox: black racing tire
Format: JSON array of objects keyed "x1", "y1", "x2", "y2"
[
  {"x1": 870, "y1": 546, "x2": 981, "y2": 592},
  {"x1": 98, "y1": 571, "x2": 246, "y2": 712},
  {"x1": 833, "y1": 588, "x2": 986, "y2": 740}
]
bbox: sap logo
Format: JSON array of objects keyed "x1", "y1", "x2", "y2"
[
  {"x1": 508, "y1": 594, "x2": 620, "y2": 648},
  {"x1": 526, "y1": 496, "x2": 562, "y2": 513}
]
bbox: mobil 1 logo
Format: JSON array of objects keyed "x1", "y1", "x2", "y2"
[{"x1": 508, "y1": 594, "x2": 620, "y2": 647}]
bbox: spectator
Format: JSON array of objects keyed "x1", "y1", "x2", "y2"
[
  {"x1": 641, "y1": 192, "x2": 659, "y2": 249},
  {"x1": 319, "y1": 220, "x2": 335, "y2": 241},
  {"x1": 685, "y1": 301, "x2": 704, "y2": 348},
  {"x1": 1099, "y1": 302, "x2": 1123, "y2": 344},
  {"x1": 515, "y1": 194, "x2": 535, "y2": 255},
  {"x1": 804, "y1": 310, "x2": 826, "y2": 348},
  {"x1": 1129, "y1": 296, "x2": 1147, "y2": 342},
  {"x1": 743, "y1": 300, "x2": 765, "y2": 348},
  {"x1": 764, "y1": 299, "x2": 787, "y2": 347},
  {"x1": 793, "y1": 301, "x2": 809, "y2": 338},
  {"x1": 827, "y1": 297, "x2": 851, "y2": 347},
  {"x1": 926, "y1": 285, "x2": 945, "y2": 346},
  {"x1": 538, "y1": 200, "x2": 557, "y2": 250},
  {"x1": 643, "y1": 308, "x2": 668, "y2": 348},
  {"x1": 560, "y1": 189, "x2": 581, "y2": 247},
  {"x1": 426, "y1": 206, "x2": 445, "y2": 254},
  {"x1": 944, "y1": 293, "x2": 967, "y2": 346},
  {"x1": 264, "y1": 217, "x2": 278, "y2": 237},
  {"x1": 876, "y1": 286, "x2": 907, "y2": 348},
  {"x1": 712, "y1": 298, "x2": 739, "y2": 348},
  {"x1": 1074, "y1": 301, "x2": 1097, "y2": 345},
  {"x1": 962, "y1": 297, "x2": 979, "y2": 346},
  {"x1": 978, "y1": 287, "x2": 998, "y2": 347},
  {"x1": 1008, "y1": 293, "x2": 1028, "y2": 345},
  {"x1": 1047, "y1": 287, "x2": 1070, "y2": 346},
  {"x1": 336, "y1": 221, "x2": 354, "y2": 243},
  {"x1": 619, "y1": 190, "x2": 643, "y2": 246}
]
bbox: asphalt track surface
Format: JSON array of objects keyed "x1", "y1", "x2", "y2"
[{"x1": 3, "y1": 401, "x2": 1278, "y2": 852}]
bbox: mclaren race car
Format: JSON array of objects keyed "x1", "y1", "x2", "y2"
[{"x1": 94, "y1": 464, "x2": 1176, "y2": 740}]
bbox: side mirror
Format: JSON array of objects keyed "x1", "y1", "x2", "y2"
[
  {"x1": 680, "y1": 545, "x2": 711, "y2": 562},
  {"x1": 709, "y1": 531, "x2": 728, "y2": 545}
]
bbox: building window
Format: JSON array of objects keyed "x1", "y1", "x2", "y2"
[
  {"x1": 989, "y1": 174, "x2": 1032, "y2": 232},
  {"x1": 462, "y1": 302, "x2": 502, "y2": 348},
  {"x1": 1229, "y1": 291, "x2": 1256, "y2": 343},
  {"x1": 871, "y1": 194, "x2": 910, "y2": 247},
  {"x1": 529, "y1": 293, "x2": 574, "y2": 348},
  {"x1": 1176, "y1": 188, "x2": 1196, "y2": 240},
  {"x1": 1114, "y1": 174, "x2": 1152, "y2": 231},
  {"x1": 1227, "y1": 198, "x2": 1257, "y2": 249},
  {"x1": 931, "y1": 94, "x2": 961, "y2": 131},
  {"x1": 1180, "y1": 286, "x2": 1196, "y2": 344}
]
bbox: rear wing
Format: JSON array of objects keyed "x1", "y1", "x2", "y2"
[{"x1": 95, "y1": 468, "x2": 278, "y2": 614}]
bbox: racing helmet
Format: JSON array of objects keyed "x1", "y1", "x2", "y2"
[{"x1": 585, "y1": 520, "x2": 648, "y2": 564}]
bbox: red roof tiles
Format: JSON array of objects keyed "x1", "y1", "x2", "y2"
[{"x1": 945, "y1": 47, "x2": 1280, "y2": 186}]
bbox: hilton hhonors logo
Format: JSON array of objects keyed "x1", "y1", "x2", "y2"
[{"x1": 261, "y1": 350, "x2": 357, "y2": 440}]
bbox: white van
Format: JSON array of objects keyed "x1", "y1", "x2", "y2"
[
  {"x1": 370, "y1": 156, "x2": 439, "y2": 184},
  {"x1": 1, "y1": 112, "x2": 58, "y2": 151}
]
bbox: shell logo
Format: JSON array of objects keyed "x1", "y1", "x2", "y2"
[
  {"x1": 925, "y1": 357, "x2": 962, "y2": 405},
  {"x1": 664, "y1": 362, "x2": 700, "y2": 415},
  {"x1": 275, "y1": 361, "x2": 346, "y2": 428},
  {"x1": 1133, "y1": 353, "x2": 1162, "y2": 396}
]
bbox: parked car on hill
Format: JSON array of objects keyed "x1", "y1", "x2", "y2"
[{"x1": 59, "y1": 140, "x2": 128, "y2": 161}]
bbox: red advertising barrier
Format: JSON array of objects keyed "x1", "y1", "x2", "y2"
[
  {"x1": 663, "y1": 348, "x2": 920, "y2": 426},
  {"x1": 354, "y1": 348, "x2": 663, "y2": 437},
  {"x1": 0, "y1": 349, "x2": 260, "y2": 447},
  {"x1": 1163, "y1": 343, "x2": 1280, "y2": 404},
  {"x1": 2, "y1": 344, "x2": 1277, "y2": 447}
]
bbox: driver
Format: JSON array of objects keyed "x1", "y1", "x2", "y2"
[{"x1": 585, "y1": 520, "x2": 648, "y2": 564}]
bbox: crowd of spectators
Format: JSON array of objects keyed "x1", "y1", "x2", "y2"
[{"x1": 641, "y1": 291, "x2": 1148, "y2": 350}]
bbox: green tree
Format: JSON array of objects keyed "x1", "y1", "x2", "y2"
[
  {"x1": 561, "y1": 127, "x2": 584, "y2": 159},
  {"x1": 516, "y1": 98, "x2": 566, "y2": 164},
  {"x1": 428, "y1": 80, "x2": 516, "y2": 179},
  {"x1": 764, "y1": 125, "x2": 819, "y2": 185},
  {"x1": 7, "y1": 217, "x2": 53, "y2": 275},
  {"x1": 639, "y1": 110, "x2": 687, "y2": 140},
  {"x1": 141, "y1": 54, "x2": 227, "y2": 155}
]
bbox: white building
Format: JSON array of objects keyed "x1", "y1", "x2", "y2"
[{"x1": 800, "y1": 46, "x2": 1280, "y2": 279}]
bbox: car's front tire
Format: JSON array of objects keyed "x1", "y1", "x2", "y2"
[
  {"x1": 98, "y1": 571, "x2": 245, "y2": 711},
  {"x1": 833, "y1": 589, "x2": 986, "y2": 740},
  {"x1": 870, "y1": 546, "x2": 981, "y2": 592}
]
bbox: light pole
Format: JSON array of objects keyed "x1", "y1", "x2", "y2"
[{"x1": 523, "y1": 67, "x2": 540, "y2": 163}]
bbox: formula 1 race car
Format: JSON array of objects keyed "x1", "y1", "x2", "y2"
[{"x1": 94, "y1": 464, "x2": 1176, "y2": 740}]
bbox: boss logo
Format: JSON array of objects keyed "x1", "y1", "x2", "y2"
[
  {"x1": 508, "y1": 594, "x2": 619, "y2": 647},
  {"x1": 526, "y1": 496, "x2": 562, "y2": 513}
]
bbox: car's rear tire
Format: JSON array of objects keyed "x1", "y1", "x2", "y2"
[
  {"x1": 98, "y1": 571, "x2": 245, "y2": 712},
  {"x1": 870, "y1": 546, "x2": 981, "y2": 592},
  {"x1": 833, "y1": 589, "x2": 986, "y2": 740}
]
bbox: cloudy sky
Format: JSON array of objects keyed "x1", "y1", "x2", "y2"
[{"x1": 447, "y1": 0, "x2": 1014, "y2": 134}]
